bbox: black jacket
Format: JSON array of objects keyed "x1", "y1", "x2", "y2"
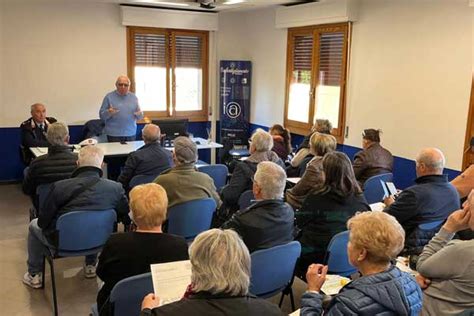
[
  {"x1": 20, "y1": 116, "x2": 57, "y2": 148},
  {"x1": 297, "y1": 190, "x2": 369, "y2": 258},
  {"x1": 22, "y1": 145, "x2": 78, "y2": 196},
  {"x1": 140, "y1": 292, "x2": 284, "y2": 316},
  {"x1": 384, "y1": 174, "x2": 460, "y2": 254},
  {"x1": 353, "y1": 142, "x2": 394, "y2": 185},
  {"x1": 117, "y1": 142, "x2": 172, "y2": 189},
  {"x1": 38, "y1": 166, "x2": 129, "y2": 243},
  {"x1": 222, "y1": 199, "x2": 294, "y2": 253}
]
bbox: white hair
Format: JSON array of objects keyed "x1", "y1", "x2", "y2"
[
  {"x1": 142, "y1": 124, "x2": 161, "y2": 143},
  {"x1": 254, "y1": 161, "x2": 286, "y2": 199},
  {"x1": 416, "y1": 148, "x2": 445, "y2": 174},
  {"x1": 190, "y1": 229, "x2": 250, "y2": 296},
  {"x1": 251, "y1": 129, "x2": 273, "y2": 152},
  {"x1": 78, "y1": 145, "x2": 104, "y2": 168},
  {"x1": 46, "y1": 122, "x2": 69, "y2": 146}
]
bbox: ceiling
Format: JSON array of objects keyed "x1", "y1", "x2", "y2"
[{"x1": 2, "y1": 0, "x2": 315, "y2": 12}]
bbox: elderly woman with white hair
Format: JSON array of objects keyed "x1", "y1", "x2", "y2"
[
  {"x1": 220, "y1": 129, "x2": 284, "y2": 214},
  {"x1": 301, "y1": 211, "x2": 422, "y2": 315},
  {"x1": 222, "y1": 161, "x2": 294, "y2": 253},
  {"x1": 140, "y1": 229, "x2": 284, "y2": 316},
  {"x1": 154, "y1": 136, "x2": 221, "y2": 208}
]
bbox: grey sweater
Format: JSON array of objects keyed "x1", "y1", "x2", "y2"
[{"x1": 417, "y1": 228, "x2": 474, "y2": 315}]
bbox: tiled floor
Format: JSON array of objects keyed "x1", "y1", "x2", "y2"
[{"x1": 0, "y1": 183, "x2": 306, "y2": 315}]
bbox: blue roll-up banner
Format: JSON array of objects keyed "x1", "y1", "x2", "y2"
[{"x1": 219, "y1": 60, "x2": 251, "y2": 146}]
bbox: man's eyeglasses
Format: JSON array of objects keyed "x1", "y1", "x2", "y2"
[{"x1": 117, "y1": 83, "x2": 129, "y2": 87}]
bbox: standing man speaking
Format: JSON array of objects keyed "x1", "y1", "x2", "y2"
[{"x1": 100, "y1": 75, "x2": 143, "y2": 142}]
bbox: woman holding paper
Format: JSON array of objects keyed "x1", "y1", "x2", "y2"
[
  {"x1": 96, "y1": 183, "x2": 188, "y2": 316},
  {"x1": 300, "y1": 212, "x2": 422, "y2": 315},
  {"x1": 140, "y1": 229, "x2": 284, "y2": 316}
]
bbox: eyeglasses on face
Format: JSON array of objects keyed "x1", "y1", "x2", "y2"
[{"x1": 117, "y1": 83, "x2": 129, "y2": 87}]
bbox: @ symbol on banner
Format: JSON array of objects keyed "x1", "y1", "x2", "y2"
[{"x1": 226, "y1": 102, "x2": 241, "y2": 119}]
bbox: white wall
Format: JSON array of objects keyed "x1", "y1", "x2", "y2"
[
  {"x1": 346, "y1": 0, "x2": 471, "y2": 169},
  {"x1": 1, "y1": 1, "x2": 126, "y2": 126},
  {"x1": 218, "y1": 8, "x2": 287, "y2": 127}
]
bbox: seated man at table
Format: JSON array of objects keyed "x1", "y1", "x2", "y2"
[
  {"x1": 384, "y1": 148, "x2": 460, "y2": 255},
  {"x1": 222, "y1": 161, "x2": 294, "y2": 253},
  {"x1": 154, "y1": 136, "x2": 221, "y2": 208},
  {"x1": 23, "y1": 145, "x2": 130, "y2": 288},
  {"x1": 117, "y1": 123, "x2": 172, "y2": 190},
  {"x1": 20, "y1": 103, "x2": 57, "y2": 164},
  {"x1": 22, "y1": 122, "x2": 77, "y2": 205}
]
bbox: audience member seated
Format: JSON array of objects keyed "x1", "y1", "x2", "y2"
[
  {"x1": 23, "y1": 145, "x2": 130, "y2": 289},
  {"x1": 117, "y1": 124, "x2": 172, "y2": 190},
  {"x1": 286, "y1": 133, "x2": 337, "y2": 210},
  {"x1": 22, "y1": 122, "x2": 77, "y2": 206},
  {"x1": 416, "y1": 190, "x2": 474, "y2": 315},
  {"x1": 295, "y1": 151, "x2": 369, "y2": 278},
  {"x1": 140, "y1": 229, "x2": 284, "y2": 316},
  {"x1": 221, "y1": 129, "x2": 284, "y2": 213},
  {"x1": 96, "y1": 183, "x2": 188, "y2": 315},
  {"x1": 20, "y1": 103, "x2": 57, "y2": 164},
  {"x1": 353, "y1": 128, "x2": 393, "y2": 185},
  {"x1": 154, "y1": 136, "x2": 221, "y2": 208},
  {"x1": 269, "y1": 124, "x2": 292, "y2": 161},
  {"x1": 384, "y1": 148, "x2": 460, "y2": 255},
  {"x1": 300, "y1": 212, "x2": 422, "y2": 315},
  {"x1": 451, "y1": 163, "x2": 474, "y2": 199},
  {"x1": 222, "y1": 161, "x2": 294, "y2": 253},
  {"x1": 289, "y1": 119, "x2": 332, "y2": 171}
]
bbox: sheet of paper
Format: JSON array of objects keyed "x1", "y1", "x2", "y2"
[
  {"x1": 287, "y1": 177, "x2": 301, "y2": 184},
  {"x1": 370, "y1": 202, "x2": 386, "y2": 212},
  {"x1": 321, "y1": 274, "x2": 350, "y2": 296},
  {"x1": 289, "y1": 309, "x2": 300, "y2": 316},
  {"x1": 150, "y1": 260, "x2": 192, "y2": 306}
]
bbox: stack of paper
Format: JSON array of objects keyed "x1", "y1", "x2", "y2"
[{"x1": 150, "y1": 260, "x2": 192, "y2": 306}]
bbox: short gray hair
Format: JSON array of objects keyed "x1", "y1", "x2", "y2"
[
  {"x1": 190, "y1": 229, "x2": 250, "y2": 296},
  {"x1": 78, "y1": 145, "x2": 104, "y2": 168},
  {"x1": 312, "y1": 119, "x2": 332, "y2": 134},
  {"x1": 254, "y1": 161, "x2": 286, "y2": 199},
  {"x1": 173, "y1": 136, "x2": 198, "y2": 164},
  {"x1": 46, "y1": 122, "x2": 69, "y2": 146},
  {"x1": 416, "y1": 148, "x2": 445, "y2": 174},
  {"x1": 30, "y1": 103, "x2": 45, "y2": 112},
  {"x1": 250, "y1": 129, "x2": 273, "y2": 152},
  {"x1": 142, "y1": 124, "x2": 161, "y2": 143}
]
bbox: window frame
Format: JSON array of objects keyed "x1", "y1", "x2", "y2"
[
  {"x1": 127, "y1": 26, "x2": 209, "y2": 122},
  {"x1": 284, "y1": 22, "x2": 350, "y2": 143}
]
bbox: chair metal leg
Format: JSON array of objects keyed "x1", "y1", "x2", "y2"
[
  {"x1": 289, "y1": 288, "x2": 295, "y2": 311},
  {"x1": 47, "y1": 256, "x2": 58, "y2": 316},
  {"x1": 40, "y1": 256, "x2": 46, "y2": 289},
  {"x1": 278, "y1": 292, "x2": 285, "y2": 307}
]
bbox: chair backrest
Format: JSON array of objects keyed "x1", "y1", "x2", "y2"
[
  {"x1": 197, "y1": 164, "x2": 228, "y2": 191},
  {"x1": 167, "y1": 198, "x2": 216, "y2": 241},
  {"x1": 109, "y1": 272, "x2": 154, "y2": 316},
  {"x1": 249, "y1": 241, "x2": 301, "y2": 298},
  {"x1": 56, "y1": 210, "x2": 116, "y2": 254},
  {"x1": 325, "y1": 230, "x2": 357, "y2": 277},
  {"x1": 363, "y1": 173, "x2": 394, "y2": 204},
  {"x1": 238, "y1": 190, "x2": 254, "y2": 210},
  {"x1": 419, "y1": 219, "x2": 444, "y2": 231},
  {"x1": 129, "y1": 174, "x2": 159, "y2": 189},
  {"x1": 36, "y1": 183, "x2": 52, "y2": 214}
]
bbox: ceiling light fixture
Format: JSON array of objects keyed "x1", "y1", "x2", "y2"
[
  {"x1": 223, "y1": 0, "x2": 246, "y2": 5},
  {"x1": 130, "y1": 0, "x2": 190, "y2": 6}
]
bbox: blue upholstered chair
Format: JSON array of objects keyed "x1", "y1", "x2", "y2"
[
  {"x1": 42, "y1": 210, "x2": 116, "y2": 316},
  {"x1": 324, "y1": 230, "x2": 357, "y2": 277},
  {"x1": 167, "y1": 198, "x2": 217, "y2": 241},
  {"x1": 197, "y1": 164, "x2": 229, "y2": 191},
  {"x1": 129, "y1": 174, "x2": 159, "y2": 189},
  {"x1": 237, "y1": 189, "x2": 254, "y2": 210},
  {"x1": 363, "y1": 172, "x2": 394, "y2": 204},
  {"x1": 91, "y1": 272, "x2": 153, "y2": 316},
  {"x1": 249, "y1": 241, "x2": 301, "y2": 311}
]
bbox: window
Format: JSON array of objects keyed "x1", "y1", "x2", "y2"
[
  {"x1": 284, "y1": 23, "x2": 350, "y2": 142},
  {"x1": 127, "y1": 27, "x2": 209, "y2": 121}
]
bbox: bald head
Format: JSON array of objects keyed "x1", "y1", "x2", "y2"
[
  {"x1": 142, "y1": 124, "x2": 161, "y2": 143},
  {"x1": 115, "y1": 75, "x2": 131, "y2": 96},
  {"x1": 416, "y1": 148, "x2": 445, "y2": 176}
]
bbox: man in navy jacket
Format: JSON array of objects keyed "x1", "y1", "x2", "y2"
[{"x1": 384, "y1": 148, "x2": 460, "y2": 254}]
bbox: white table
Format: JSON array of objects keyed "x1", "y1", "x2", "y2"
[{"x1": 30, "y1": 137, "x2": 223, "y2": 158}]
